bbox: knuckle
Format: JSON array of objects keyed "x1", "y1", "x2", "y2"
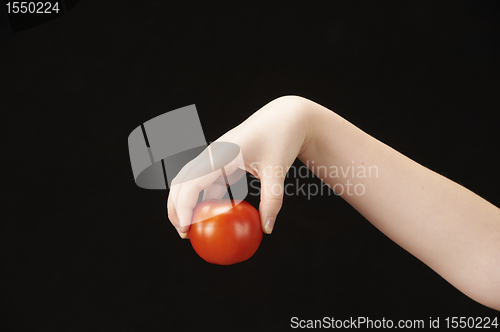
[{"x1": 264, "y1": 196, "x2": 283, "y2": 207}]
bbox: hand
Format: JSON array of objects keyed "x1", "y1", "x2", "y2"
[{"x1": 167, "y1": 96, "x2": 312, "y2": 238}]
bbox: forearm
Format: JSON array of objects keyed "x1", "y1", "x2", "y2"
[{"x1": 296, "y1": 97, "x2": 500, "y2": 310}]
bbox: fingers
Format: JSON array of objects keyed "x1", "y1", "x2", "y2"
[
  {"x1": 167, "y1": 169, "x2": 222, "y2": 238},
  {"x1": 167, "y1": 188, "x2": 189, "y2": 239},
  {"x1": 169, "y1": 163, "x2": 286, "y2": 237},
  {"x1": 202, "y1": 181, "x2": 228, "y2": 201},
  {"x1": 176, "y1": 182, "x2": 202, "y2": 233},
  {"x1": 167, "y1": 141, "x2": 246, "y2": 239},
  {"x1": 167, "y1": 191, "x2": 177, "y2": 226},
  {"x1": 259, "y1": 175, "x2": 284, "y2": 234}
]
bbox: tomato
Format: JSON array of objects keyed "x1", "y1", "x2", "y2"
[{"x1": 189, "y1": 199, "x2": 263, "y2": 265}]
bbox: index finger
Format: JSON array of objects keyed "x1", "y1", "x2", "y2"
[{"x1": 168, "y1": 168, "x2": 222, "y2": 233}]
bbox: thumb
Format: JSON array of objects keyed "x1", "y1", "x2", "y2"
[{"x1": 259, "y1": 175, "x2": 284, "y2": 234}]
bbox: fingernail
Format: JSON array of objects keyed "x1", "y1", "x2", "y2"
[
  {"x1": 176, "y1": 227, "x2": 184, "y2": 238},
  {"x1": 265, "y1": 217, "x2": 275, "y2": 234}
]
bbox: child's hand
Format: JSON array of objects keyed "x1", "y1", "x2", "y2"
[{"x1": 167, "y1": 96, "x2": 312, "y2": 238}]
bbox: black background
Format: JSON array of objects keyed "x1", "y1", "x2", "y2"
[{"x1": 1, "y1": 1, "x2": 499, "y2": 331}]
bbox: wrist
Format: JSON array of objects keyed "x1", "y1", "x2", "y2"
[{"x1": 267, "y1": 95, "x2": 315, "y2": 158}]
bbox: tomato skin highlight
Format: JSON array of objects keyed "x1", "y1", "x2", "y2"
[{"x1": 189, "y1": 200, "x2": 263, "y2": 265}]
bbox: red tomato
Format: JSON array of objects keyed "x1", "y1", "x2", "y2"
[{"x1": 189, "y1": 199, "x2": 263, "y2": 265}]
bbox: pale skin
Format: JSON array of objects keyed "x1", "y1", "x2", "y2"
[{"x1": 167, "y1": 95, "x2": 500, "y2": 311}]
